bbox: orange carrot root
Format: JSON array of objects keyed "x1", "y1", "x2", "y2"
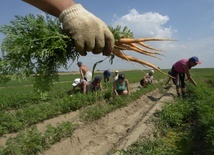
[
  {"x1": 115, "y1": 44, "x2": 161, "y2": 60},
  {"x1": 118, "y1": 38, "x2": 176, "y2": 43},
  {"x1": 112, "y1": 48, "x2": 173, "y2": 78}
]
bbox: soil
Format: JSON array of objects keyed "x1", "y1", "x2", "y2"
[{"x1": 0, "y1": 83, "x2": 176, "y2": 155}]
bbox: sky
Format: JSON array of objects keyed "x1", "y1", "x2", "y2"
[{"x1": 0, "y1": 0, "x2": 214, "y2": 72}]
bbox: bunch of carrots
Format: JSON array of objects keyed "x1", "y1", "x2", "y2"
[
  {"x1": 109, "y1": 25, "x2": 174, "y2": 76},
  {"x1": 0, "y1": 14, "x2": 174, "y2": 94}
]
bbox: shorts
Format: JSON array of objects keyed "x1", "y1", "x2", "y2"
[
  {"x1": 140, "y1": 79, "x2": 144, "y2": 86},
  {"x1": 116, "y1": 90, "x2": 125, "y2": 95},
  {"x1": 84, "y1": 71, "x2": 92, "y2": 82},
  {"x1": 171, "y1": 66, "x2": 185, "y2": 88}
]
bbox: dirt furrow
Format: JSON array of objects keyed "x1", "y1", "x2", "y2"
[
  {"x1": 40, "y1": 87, "x2": 175, "y2": 155},
  {"x1": 0, "y1": 82, "x2": 176, "y2": 155}
]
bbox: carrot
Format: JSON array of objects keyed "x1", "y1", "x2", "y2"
[
  {"x1": 128, "y1": 43, "x2": 164, "y2": 56},
  {"x1": 112, "y1": 48, "x2": 174, "y2": 78},
  {"x1": 118, "y1": 38, "x2": 175, "y2": 44},
  {"x1": 116, "y1": 44, "x2": 162, "y2": 60},
  {"x1": 112, "y1": 49, "x2": 166, "y2": 75},
  {"x1": 136, "y1": 42, "x2": 162, "y2": 51}
]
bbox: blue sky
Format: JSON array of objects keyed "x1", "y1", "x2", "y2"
[{"x1": 1, "y1": 0, "x2": 214, "y2": 72}]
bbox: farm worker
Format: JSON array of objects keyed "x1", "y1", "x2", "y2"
[
  {"x1": 89, "y1": 75, "x2": 103, "y2": 92},
  {"x1": 71, "y1": 78, "x2": 89, "y2": 94},
  {"x1": 140, "y1": 70, "x2": 154, "y2": 87},
  {"x1": 22, "y1": 0, "x2": 114, "y2": 56},
  {"x1": 170, "y1": 56, "x2": 201, "y2": 98},
  {"x1": 113, "y1": 73, "x2": 130, "y2": 96},
  {"x1": 77, "y1": 61, "x2": 92, "y2": 82},
  {"x1": 113, "y1": 70, "x2": 119, "y2": 81},
  {"x1": 103, "y1": 69, "x2": 111, "y2": 83}
]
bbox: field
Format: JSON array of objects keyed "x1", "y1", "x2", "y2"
[{"x1": 0, "y1": 68, "x2": 213, "y2": 155}]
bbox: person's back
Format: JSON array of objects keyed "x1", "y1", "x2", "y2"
[
  {"x1": 103, "y1": 69, "x2": 111, "y2": 83},
  {"x1": 140, "y1": 70, "x2": 154, "y2": 87},
  {"x1": 173, "y1": 59, "x2": 190, "y2": 73},
  {"x1": 77, "y1": 61, "x2": 92, "y2": 81},
  {"x1": 80, "y1": 64, "x2": 90, "y2": 74},
  {"x1": 89, "y1": 75, "x2": 103, "y2": 92}
]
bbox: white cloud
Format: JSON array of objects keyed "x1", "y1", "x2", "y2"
[
  {"x1": 108, "y1": 8, "x2": 178, "y2": 70},
  {"x1": 112, "y1": 9, "x2": 173, "y2": 38}
]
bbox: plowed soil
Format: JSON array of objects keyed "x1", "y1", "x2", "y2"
[{"x1": 0, "y1": 83, "x2": 176, "y2": 155}]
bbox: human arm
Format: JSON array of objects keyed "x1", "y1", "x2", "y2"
[
  {"x1": 113, "y1": 81, "x2": 118, "y2": 95},
  {"x1": 182, "y1": 64, "x2": 197, "y2": 86},
  {"x1": 99, "y1": 83, "x2": 103, "y2": 92},
  {"x1": 22, "y1": 0, "x2": 75, "y2": 17},
  {"x1": 126, "y1": 80, "x2": 130, "y2": 94},
  {"x1": 22, "y1": 0, "x2": 114, "y2": 56},
  {"x1": 79, "y1": 68, "x2": 84, "y2": 79},
  {"x1": 188, "y1": 76, "x2": 197, "y2": 86}
]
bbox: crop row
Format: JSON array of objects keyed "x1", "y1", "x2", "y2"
[
  {"x1": 0, "y1": 81, "x2": 161, "y2": 154},
  {"x1": 0, "y1": 122, "x2": 76, "y2": 155},
  {"x1": 0, "y1": 91, "x2": 103, "y2": 136},
  {"x1": 118, "y1": 72, "x2": 214, "y2": 154}
]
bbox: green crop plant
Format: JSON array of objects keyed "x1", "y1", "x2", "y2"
[
  {"x1": 1, "y1": 122, "x2": 75, "y2": 155},
  {"x1": 0, "y1": 14, "x2": 78, "y2": 95}
]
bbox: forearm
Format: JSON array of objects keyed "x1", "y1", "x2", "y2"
[
  {"x1": 100, "y1": 85, "x2": 103, "y2": 91},
  {"x1": 113, "y1": 88, "x2": 118, "y2": 95},
  {"x1": 188, "y1": 76, "x2": 197, "y2": 86},
  {"x1": 80, "y1": 70, "x2": 84, "y2": 79},
  {"x1": 126, "y1": 82, "x2": 130, "y2": 94},
  {"x1": 22, "y1": 0, "x2": 75, "y2": 17},
  {"x1": 127, "y1": 88, "x2": 130, "y2": 94}
]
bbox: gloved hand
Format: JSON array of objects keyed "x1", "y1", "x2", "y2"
[{"x1": 59, "y1": 4, "x2": 115, "y2": 56}]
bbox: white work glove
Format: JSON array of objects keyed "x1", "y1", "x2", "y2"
[{"x1": 59, "y1": 4, "x2": 114, "y2": 56}]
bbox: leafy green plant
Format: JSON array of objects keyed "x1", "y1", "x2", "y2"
[
  {"x1": 0, "y1": 14, "x2": 79, "y2": 94},
  {"x1": 119, "y1": 70, "x2": 214, "y2": 155},
  {"x1": 0, "y1": 17, "x2": 137, "y2": 95},
  {"x1": 108, "y1": 25, "x2": 134, "y2": 41},
  {"x1": 1, "y1": 122, "x2": 75, "y2": 155}
]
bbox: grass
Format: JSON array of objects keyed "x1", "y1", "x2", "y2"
[{"x1": 0, "y1": 68, "x2": 213, "y2": 154}]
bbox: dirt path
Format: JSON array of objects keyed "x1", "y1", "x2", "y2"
[
  {"x1": 39, "y1": 85, "x2": 175, "y2": 155},
  {"x1": 0, "y1": 83, "x2": 176, "y2": 155}
]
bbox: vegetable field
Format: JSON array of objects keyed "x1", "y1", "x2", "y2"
[{"x1": 0, "y1": 68, "x2": 213, "y2": 155}]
